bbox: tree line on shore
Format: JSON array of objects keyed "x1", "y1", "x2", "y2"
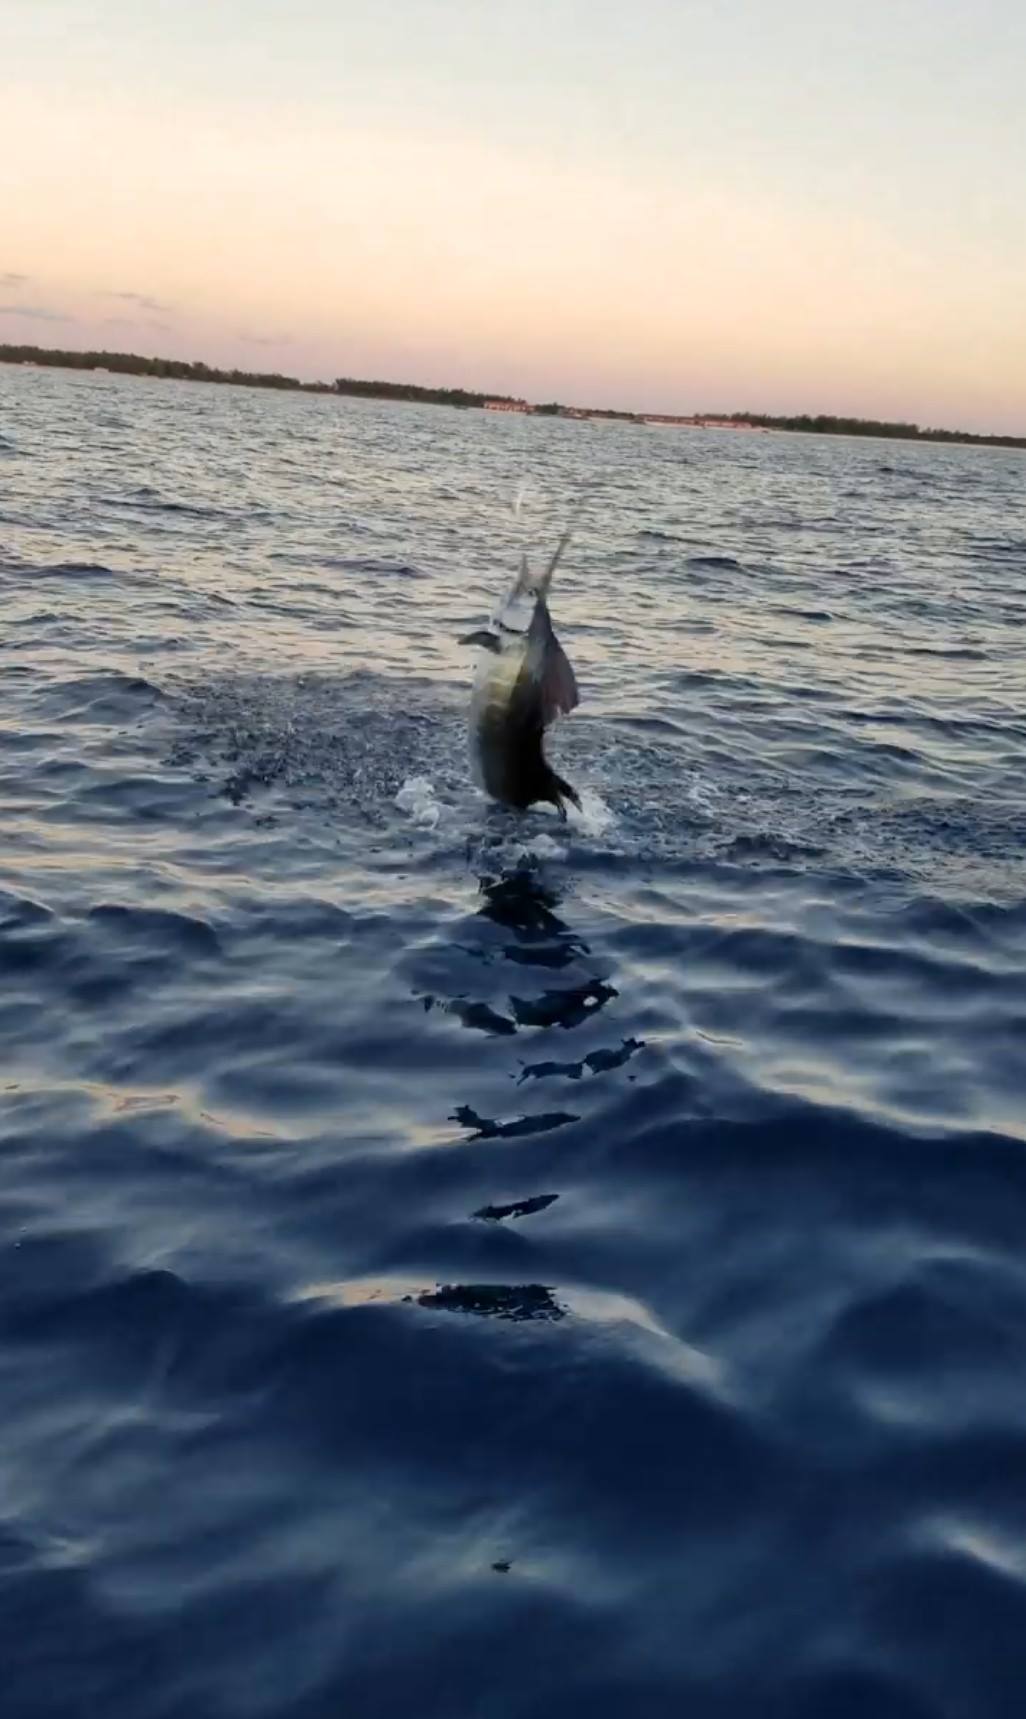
[
  {"x1": 714, "y1": 410, "x2": 1025, "y2": 449},
  {"x1": 0, "y1": 343, "x2": 331, "y2": 391}
]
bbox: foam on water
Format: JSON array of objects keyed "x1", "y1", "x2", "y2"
[
  {"x1": 394, "y1": 775, "x2": 442, "y2": 828},
  {"x1": 515, "y1": 829, "x2": 569, "y2": 861},
  {"x1": 567, "y1": 784, "x2": 618, "y2": 835}
]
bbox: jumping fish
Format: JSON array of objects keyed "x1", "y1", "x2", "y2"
[{"x1": 459, "y1": 531, "x2": 580, "y2": 815}]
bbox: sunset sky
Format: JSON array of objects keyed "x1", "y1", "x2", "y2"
[{"x1": 2, "y1": 0, "x2": 1023, "y2": 431}]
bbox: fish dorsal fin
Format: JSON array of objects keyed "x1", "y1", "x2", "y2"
[{"x1": 540, "y1": 632, "x2": 579, "y2": 723}]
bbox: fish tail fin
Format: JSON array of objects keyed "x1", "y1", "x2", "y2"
[{"x1": 550, "y1": 769, "x2": 581, "y2": 818}]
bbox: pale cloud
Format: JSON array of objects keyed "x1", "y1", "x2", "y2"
[
  {"x1": 100, "y1": 314, "x2": 172, "y2": 333},
  {"x1": 1, "y1": 271, "x2": 30, "y2": 289},
  {"x1": 100, "y1": 289, "x2": 172, "y2": 314},
  {"x1": 0, "y1": 303, "x2": 72, "y2": 322}
]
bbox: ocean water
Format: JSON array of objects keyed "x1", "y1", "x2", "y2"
[{"x1": 2, "y1": 364, "x2": 1025, "y2": 1719}]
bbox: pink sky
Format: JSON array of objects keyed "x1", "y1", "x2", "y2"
[{"x1": 2, "y1": 1, "x2": 1024, "y2": 432}]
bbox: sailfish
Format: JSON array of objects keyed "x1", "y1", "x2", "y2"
[{"x1": 459, "y1": 531, "x2": 580, "y2": 815}]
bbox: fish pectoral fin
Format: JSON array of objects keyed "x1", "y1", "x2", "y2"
[
  {"x1": 540, "y1": 635, "x2": 579, "y2": 721},
  {"x1": 459, "y1": 629, "x2": 502, "y2": 653}
]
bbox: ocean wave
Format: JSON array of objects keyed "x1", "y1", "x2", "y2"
[{"x1": 2, "y1": 368, "x2": 1025, "y2": 1717}]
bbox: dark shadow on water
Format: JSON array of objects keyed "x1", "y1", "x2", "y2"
[
  {"x1": 441, "y1": 861, "x2": 621, "y2": 1040},
  {"x1": 448, "y1": 999, "x2": 518, "y2": 1036},
  {"x1": 518, "y1": 1037, "x2": 643, "y2": 1084},
  {"x1": 510, "y1": 977, "x2": 618, "y2": 1030},
  {"x1": 473, "y1": 1194, "x2": 560, "y2": 1221},
  {"x1": 411, "y1": 1283, "x2": 565, "y2": 1321},
  {"x1": 476, "y1": 867, "x2": 589, "y2": 971},
  {"x1": 450, "y1": 1105, "x2": 578, "y2": 1141},
  {"x1": 442, "y1": 861, "x2": 633, "y2": 1163}
]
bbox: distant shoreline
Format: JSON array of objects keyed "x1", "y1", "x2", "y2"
[{"x1": 2, "y1": 342, "x2": 1023, "y2": 451}]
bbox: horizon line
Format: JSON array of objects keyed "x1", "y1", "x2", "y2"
[{"x1": 1, "y1": 338, "x2": 1024, "y2": 451}]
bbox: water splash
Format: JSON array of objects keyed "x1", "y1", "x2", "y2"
[
  {"x1": 394, "y1": 776, "x2": 441, "y2": 829},
  {"x1": 567, "y1": 786, "x2": 617, "y2": 836}
]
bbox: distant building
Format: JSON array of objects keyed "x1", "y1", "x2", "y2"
[
  {"x1": 642, "y1": 414, "x2": 764, "y2": 430},
  {"x1": 696, "y1": 417, "x2": 763, "y2": 430},
  {"x1": 483, "y1": 398, "x2": 530, "y2": 412}
]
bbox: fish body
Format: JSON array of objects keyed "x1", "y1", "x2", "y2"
[{"x1": 460, "y1": 538, "x2": 580, "y2": 814}]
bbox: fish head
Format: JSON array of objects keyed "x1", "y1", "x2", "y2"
[
  {"x1": 460, "y1": 528, "x2": 574, "y2": 653},
  {"x1": 459, "y1": 557, "x2": 539, "y2": 653},
  {"x1": 491, "y1": 553, "x2": 541, "y2": 637}
]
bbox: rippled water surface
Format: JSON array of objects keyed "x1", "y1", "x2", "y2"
[{"x1": 2, "y1": 366, "x2": 1026, "y2": 1719}]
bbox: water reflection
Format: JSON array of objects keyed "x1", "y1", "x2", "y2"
[
  {"x1": 518, "y1": 1037, "x2": 644, "y2": 1084},
  {"x1": 471, "y1": 861, "x2": 618, "y2": 1031},
  {"x1": 450, "y1": 1104, "x2": 578, "y2": 1140},
  {"x1": 475, "y1": 867, "x2": 588, "y2": 972},
  {"x1": 509, "y1": 977, "x2": 617, "y2": 1031},
  {"x1": 447, "y1": 999, "x2": 517, "y2": 1036},
  {"x1": 425, "y1": 860, "x2": 623, "y2": 1043},
  {"x1": 441, "y1": 861, "x2": 638, "y2": 1145},
  {"x1": 473, "y1": 1194, "x2": 560, "y2": 1222},
  {"x1": 413, "y1": 1283, "x2": 565, "y2": 1321}
]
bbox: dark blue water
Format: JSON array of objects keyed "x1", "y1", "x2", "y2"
[{"x1": 2, "y1": 365, "x2": 1026, "y2": 1719}]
